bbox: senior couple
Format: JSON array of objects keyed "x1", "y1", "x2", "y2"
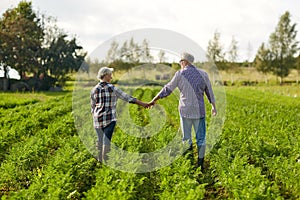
[{"x1": 90, "y1": 52, "x2": 217, "y2": 170}]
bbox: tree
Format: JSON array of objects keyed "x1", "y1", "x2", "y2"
[
  {"x1": 42, "y1": 34, "x2": 86, "y2": 87},
  {"x1": 0, "y1": 1, "x2": 86, "y2": 91},
  {"x1": 157, "y1": 49, "x2": 166, "y2": 63},
  {"x1": 206, "y1": 31, "x2": 228, "y2": 71},
  {"x1": 128, "y1": 37, "x2": 140, "y2": 63},
  {"x1": 295, "y1": 54, "x2": 300, "y2": 84},
  {"x1": 0, "y1": 1, "x2": 43, "y2": 90},
  {"x1": 119, "y1": 38, "x2": 140, "y2": 63},
  {"x1": 105, "y1": 40, "x2": 119, "y2": 64},
  {"x1": 268, "y1": 11, "x2": 299, "y2": 84},
  {"x1": 206, "y1": 30, "x2": 225, "y2": 62},
  {"x1": 227, "y1": 36, "x2": 239, "y2": 62},
  {"x1": 254, "y1": 43, "x2": 272, "y2": 83},
  {"x1": 0, "y1": 30, "x2": 14, "y2": 90},
  {"x1": 140, "y1": 39, "x2": 153, "y2": 63},
  {"x1": 120, "y1": 41, "x2": 129, "y2": 62}
]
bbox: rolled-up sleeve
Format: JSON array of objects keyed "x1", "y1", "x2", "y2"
[{"x1": 114, "y1": 86, "x2": 136, "y2": 103}]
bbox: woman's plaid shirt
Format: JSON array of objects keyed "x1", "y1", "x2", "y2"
[{"x1": 91, "y1": 82, "x2": 136, "y2": 128}]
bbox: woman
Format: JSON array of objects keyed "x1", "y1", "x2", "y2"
[{"x1": 91, "y1": 67, "x2": 148, "y2": 162}]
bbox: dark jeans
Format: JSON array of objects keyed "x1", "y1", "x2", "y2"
[{"x1": 95, "y1": 121, "x2": 116, "y2": 145}]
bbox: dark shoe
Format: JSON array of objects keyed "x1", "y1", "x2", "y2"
[{"x1": 198, "y1": 157, "x2": 204, "y2": 171}]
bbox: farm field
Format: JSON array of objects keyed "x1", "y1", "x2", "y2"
[{"x1": 0, "y1": 85, "x2": 299, "y2": 199}]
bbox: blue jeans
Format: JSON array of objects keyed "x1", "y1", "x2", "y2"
[
  {"x1": 180, "y1": 116, "x2": 206, "y2": 158},
  {"x1": 95, "y1": 121, "x2": 116, "y2": 146}
]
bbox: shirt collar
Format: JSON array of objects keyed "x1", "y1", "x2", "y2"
[
  {"x1": 182, "y1": 64, "x2": 194, "y2": 70},
  {"x1": 99, "y1": 82, "x2": 108, "y2": 86}
]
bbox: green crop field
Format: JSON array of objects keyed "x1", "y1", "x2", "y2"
[{"x1": 0, "y1": 85, "x2": 299, "y2": 199}]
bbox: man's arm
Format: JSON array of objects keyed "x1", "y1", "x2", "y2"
[
  {"x1": 149, "y1": 94, "x2": 161, "y2": 106},
  {"x1": 203, "y1": 72, "x2": 217, "y2": 116},
  {"x1": 149, "y1": 71, "x2": 180, "y2": 106}
]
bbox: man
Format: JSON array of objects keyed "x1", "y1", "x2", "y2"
[
  {"x1": 91, "y1": 67, "x2": 148, "y2": 162},
  {"x1": 149, "y1": 52, "x2": 217, "y2": 170}
]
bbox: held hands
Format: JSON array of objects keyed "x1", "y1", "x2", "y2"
[
  {"x1": 139, "y1": 99, "x2": 217, "y2": 116},
  {"x1": 143, "y1": 100, "x2": 156, "y2": 109},
  {"x1": 136, "y1": 99, "x2": 155, "y2": 109},
  {"x1": 136, "y1": 99, "x2": 156, "y2": 109},
  {"x1": 146, "y1": 96, "x2": 159, "y2": 109},
  {"x1": 137, "y1": 101, "x2": 149, "y2": 108},
  {"x1": 147, "y1": 100, "x2": 156, "y2": 108}
]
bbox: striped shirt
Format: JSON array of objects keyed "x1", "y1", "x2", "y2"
[
  {"x1": 91, "y1": 82, "x2": 136, "y2": 128},
  {"x1": 158, "y1": 65, "x2": 215, "y2": 118}
]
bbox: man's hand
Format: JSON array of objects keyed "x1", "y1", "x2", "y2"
[
  {"x1": 211, "y1": 107, "x2": 217, "y2": 116},
  {"x1": 211, "y1": 102, "x2": 217, "y2": 116}
]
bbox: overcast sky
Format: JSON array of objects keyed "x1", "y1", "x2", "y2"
[{"x1": 1, "y1": 0, "x2": 300, "y2": 62}]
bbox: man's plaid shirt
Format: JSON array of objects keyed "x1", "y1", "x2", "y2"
[
  {"x1": 158, "y1": 65, "x2": 215, "y2": 118},
  {"x1": 91, "y1": 82, "x2": 136, "y2": 128}
]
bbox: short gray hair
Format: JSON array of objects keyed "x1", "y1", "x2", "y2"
[
  {"x1": 97, "y1": 67, "x2": 114, "y2": 80},
  {"x1": 180, "y1": 52, "x2": 194, "y2": 64}
]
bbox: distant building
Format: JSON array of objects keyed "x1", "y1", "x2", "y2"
[{"x1": 0, "y1": 65, "x2": 21, "y2": 80}]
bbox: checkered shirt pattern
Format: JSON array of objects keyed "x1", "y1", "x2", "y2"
[
  {"x1": 158, "y1": 65, "x2": 215, "y2": 118},
  {"x1": 91, "y1": 82, "x2": 136, "y2": 128}
]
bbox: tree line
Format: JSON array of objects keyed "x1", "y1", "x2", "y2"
[
  {"x1": 98, "y1": 11, "x2": 299, "y2": 84},
  {"x1": 0, "y1": 1, "x2": 85, "y2": 91},
  {"x1": 1, "y1": 1, "x2": 299, "y2": 91},
  {"x1": 206, "y1": 11, "x2": 300, "y2": 84},
  {"x1": 85, "y1": 37, "x2": 172, "y2": 79},
  {"x1": 104, "y1": 38, "x2": 167, "y2": 66}
]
